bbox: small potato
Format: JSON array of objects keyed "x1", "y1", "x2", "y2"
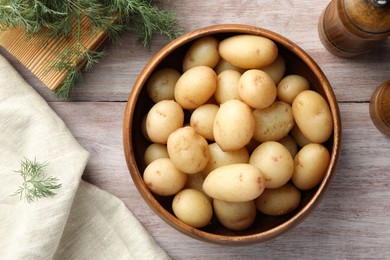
[
  {"x1": 203, "y1": 163, "x2": 265, "y2": 202},
  {"x1": 249, "y1": 141, "x2": 294, "y2": 189},
  {"x1": 261, "y1": 55, "x2": 286, "y2": 85},
  {"x1": 146, "y1": 68, "x2": 181, "y2": 103},
  {"x1": 219, "y1": 34, "x2": 278, "y2": 69},
  {"x1": 277, "y1": 74, "x2": 310, "y2": 104},
  {"x1": 190, "y1": 104, "x2": 219, "y2": 141},
  {"x1": 238, "y1": 69, "x2": 277, "y2": 109},
  {"x1": 146, "y1": 100, "x2": 184, "y2": 144},
  {"x1": 213, "y1": 199, "x2": 257, "y2": 231},
  {"x1": 214, "y1": 70, "x2": 242, "y2": 104},
  {"x1": 246, "y1": 138, "x2": 261, "y2": 154},
  {"x1": 213, "y1": 99, "x2": 255, "y2": 151},
  {"x1": 182, "y1": 36, "x2": 220, "y2": 72},
  {"x1": 141, "y1": 115, "x2": 150, "y2": 141},
  {"x1": 172, "y1": 189, "x2": 213, "y2": 228},
  {"x1": 144, "y1": 143, "x2": 169, "y2": 165},
  {"x1": 214, "y1": 58, "x2": 246, "y2": 75},
  {"x1": 167, "y1": 126, "x2": 209, "y2": 174},
  {"x1": 292, "y1": 143, "x2": 330, "y2": 190},
  {"x1": 278, "y1": 135, "x2": 298, "y2": 158},
  {"x1": 255, "y1": 183, "x2": 301, "y2": 216},
  {"x1": 290, "y1": 124, "x2": 311, "y2": 147},
  {"x1": 201, "y1": 142, "x2": 250, "y2": 175},
  {"x1": 185, "y1": 172, "x2": 210, "y2": 200},
  {"x1": 292, "y1": 90, "x2": 333, "y2": 143},
  {"x1": 143, "y1": 158, "x2": 187, "y2": 196},
  {"x1": 253, "y1": 101, "x2": 294, "y2": 142},
  {"x1": 174, "y1": 66, "x2": 217, "y2": 109}
]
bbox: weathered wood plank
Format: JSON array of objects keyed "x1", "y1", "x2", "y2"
[{"x1": 49, "y1": 101, "x2": 390, "y2": 259}]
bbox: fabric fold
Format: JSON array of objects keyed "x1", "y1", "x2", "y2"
[{"x1": 0, "y1": 54, "x2": 169, "y2": 260}]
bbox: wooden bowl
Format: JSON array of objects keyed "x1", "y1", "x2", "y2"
[{"x1": 123, "y1": 24, "x2": 341, "y2": 245}]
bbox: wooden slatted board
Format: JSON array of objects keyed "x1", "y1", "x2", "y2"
[{"x1": 0, "y1": 16, "x2": 108, "y2": 91}]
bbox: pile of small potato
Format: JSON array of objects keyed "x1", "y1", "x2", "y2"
[{"x1": 142, "y1": 34, "x2": 333, "y2": 231}]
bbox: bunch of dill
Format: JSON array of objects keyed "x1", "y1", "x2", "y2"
[{"x1": 0, "y1": 0, "x2": 180, "y2": 98}]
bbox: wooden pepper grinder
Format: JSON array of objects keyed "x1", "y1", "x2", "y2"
[
  {"x1": 370, "y1": 80, "x2": 390, "y2": 136},
  {"x1": 318, "y1": 0, "x2": 390, "y2": 57}
]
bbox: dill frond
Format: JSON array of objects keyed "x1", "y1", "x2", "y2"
[
  {"x1": 0, "y1": 0, "x2": 181, "y2": 98},
  {"x1": 12, "y1": 158, "x2": 61, "y2": 203}
]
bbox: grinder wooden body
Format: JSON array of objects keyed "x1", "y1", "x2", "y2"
[{"x1": 318, "y1": 0, "x2": 390, "y2": 57}]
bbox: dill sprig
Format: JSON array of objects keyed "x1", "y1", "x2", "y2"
[
  {"x1": 0, "y1": 0, "x2": 181, "y2": 98},
  {"x1": 12, "y1": 158, "x2": 61, "y2": 203}
]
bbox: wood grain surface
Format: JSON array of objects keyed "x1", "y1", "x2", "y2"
[{"x1": 1, "y1": 0, "x2": 390, "y2": 259}]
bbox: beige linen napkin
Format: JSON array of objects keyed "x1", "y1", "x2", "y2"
[{"x1": 0, "y1": 54, "x2": 170, "y2": 260}]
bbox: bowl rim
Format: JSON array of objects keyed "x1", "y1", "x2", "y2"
[{"x1": 123, "y1": 24, "x2": 342, "y2": 245}]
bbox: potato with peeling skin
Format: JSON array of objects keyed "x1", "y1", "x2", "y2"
[
  {"x1": 167, "y1": 126, "x2": 210, "y2": 174},
  {"x1": 203, "y1": 163, "x2": 265, "y2": 202}
]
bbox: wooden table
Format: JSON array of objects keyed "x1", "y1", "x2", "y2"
[{"x1": 1, "y1": 1, "x2": 390, "y2": 258}]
